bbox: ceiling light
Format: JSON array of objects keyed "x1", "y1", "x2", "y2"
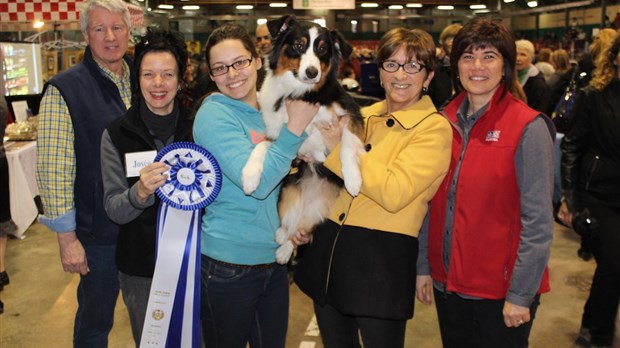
[
  {"x1": 406, "y1": 3, "x2": 423, "y2": 7},
  {"x1": 504, "y1": 0, "x2": 515, "y2": 3},
  {"x1": 182, "y1": 5, "x2": 199, "y2": 10},
  {"x1": 270, "y1": 3, "x2": 287, "y2": 7},
  {"x1": 473, "y1": 9, "x2": 491, "y2": 13},
  {"x1": 351, "y1": 20, "x2": 358, "y2": 24},
  {"x1": 527, "y1": 1, "x2": 538, "y2": 6},
  {"x1": 389, "y1": 5, "x2": 403, "y2": 9},
  {"x1": 470, "y1": 4, "x2": 486, "y2": 9},
  {"x1": 361, "y1": 3, "x2": 379, "y2": 7},
  {"x1": 33, "y1": 20, "x2": 44, "y2": 29},
  {"x1": 257, "y1": 18, "x2": 267, "y2": 25},
  {"x1": 236, "y1": 5, "x2": 254, "y2": 10},
  {"x1": 158, "y1": 4, "x2": 174, "y2": 9},
  {"x1": 437, "y1": 5, "x2": 454, "y2": 10}
]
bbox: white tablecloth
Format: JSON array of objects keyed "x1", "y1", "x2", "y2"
[{"x1": 5, "y1": 141, "x2": 39, "y2": 238}]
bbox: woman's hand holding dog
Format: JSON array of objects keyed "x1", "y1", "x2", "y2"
[
  {"x1": 291, "y1": 229, "x2": 310, "y2": 246},
  {"x1": 318, "y1": 114, "x2": 347, "y2": 152},
  {"x1": 137, "y1": 162, "x2": 168, "y2": 204},
  {"x1": 285, "y1": 99, "x2": 320, "y2": 136}
]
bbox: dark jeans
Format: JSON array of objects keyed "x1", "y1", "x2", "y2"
[
  {"x1": 74, "y1": 244, "x2": 120, "y2": 348},
  {"x1": 313, "y1": 303, "x2": 407, "y2": 348},
  {"x1": 434, "y1": 289, "x2": 540, "y2": 348},
  {"x1": 200, "y1": 255, "x2": 289, "y2": 348},
  {"x1": 580, "y1": 201, "x2": 620, "y2": 346}
]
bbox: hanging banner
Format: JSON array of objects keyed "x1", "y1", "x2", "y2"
[{"x1": 140, "y1": 142, "x2": 222, "y2": 348}]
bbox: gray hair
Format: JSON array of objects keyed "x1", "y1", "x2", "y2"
[
  {"x1": 80, "y1": 0, "x2": 130, "y2": 33},
  {"x1": 515, "y1": 39, "x2": 535, "y2": 60}
]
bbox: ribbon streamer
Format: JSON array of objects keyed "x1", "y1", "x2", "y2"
[{"x1": 140, "y1": 142, "x2": 222, "y2": 348}]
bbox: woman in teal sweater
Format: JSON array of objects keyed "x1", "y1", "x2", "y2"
[{"x1": 193, "y1": 24, "x2": 317, "y2": 347}]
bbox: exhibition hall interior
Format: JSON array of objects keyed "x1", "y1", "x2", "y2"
[{"x1": 1, "y1": 0, "x2": 620, "y2": 347}]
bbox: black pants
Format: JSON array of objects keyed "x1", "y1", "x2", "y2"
[
  {"x1": 0, "y1": 150, "x2": 10, "y2": 223},
  {"x1": 580, "y1": 201, "x2": 620, "y2": 346},
  {"x1": 314, "y1": 303, "x2": 407, "y2": 348},
  {"x1": 434, "y1": 289, "x2": 540, "y2": 348}
]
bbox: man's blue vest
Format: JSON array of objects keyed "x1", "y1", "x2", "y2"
[{"x1": 45, "y1": 47, "x2": 133, "y2": 245}]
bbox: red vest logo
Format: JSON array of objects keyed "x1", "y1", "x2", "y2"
[{"x1": 485, "y1": 130, "x2": 501, "y2": 142}]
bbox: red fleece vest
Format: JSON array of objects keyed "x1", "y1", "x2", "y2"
[{"x1": 429, "y1": 89, "x2": 550, "y2": 299}]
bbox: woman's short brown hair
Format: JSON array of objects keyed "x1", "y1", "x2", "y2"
[{"x1": 376, "y1": 27, "x2": 436, "y2": 72}]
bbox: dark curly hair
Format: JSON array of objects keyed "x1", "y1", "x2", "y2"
[{"x1": 132, "y1": 27, "x2": 189, "y2": 104}]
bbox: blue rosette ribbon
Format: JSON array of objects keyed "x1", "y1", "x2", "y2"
[{"x1": 140, "y1": 142, "x2": 221, "y2": 348}]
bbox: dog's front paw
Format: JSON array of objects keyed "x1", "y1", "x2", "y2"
[
  {"x1": 275, "y1": 227, "x2": 289, "y2": 245},
  {"x1": 241, "y1": 162, "x2": 263, "y2": 194},
  {"x1": 275, "y1": 241, "x2": 294, "y2": 264},
  {"x1": 343, "y1": 168, "x2": 362, "y2": 196}
]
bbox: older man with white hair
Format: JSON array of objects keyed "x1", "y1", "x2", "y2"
[
  {"x1": 36, "y1": 0, "x2": 133, "y2": 346},
  {"x1": 516, "y1": 39, "x2": 551, "y2": 113}
]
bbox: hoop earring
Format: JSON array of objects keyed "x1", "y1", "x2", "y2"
[{"x1": 380, "y1": 80, "x2": 384, "y2": 88}]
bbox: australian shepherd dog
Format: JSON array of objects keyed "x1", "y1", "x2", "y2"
[{"x1": 241, "y1": 15, "x2": 366, "y2": 264}]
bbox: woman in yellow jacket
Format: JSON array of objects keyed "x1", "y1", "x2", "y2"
[{"x1": 294, "y1": 27, "x2": 452, "y2": 348}]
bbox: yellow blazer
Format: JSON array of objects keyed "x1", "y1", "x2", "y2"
[{"x1": 324, "y1": 95, "x2": 452, "y2": 237}]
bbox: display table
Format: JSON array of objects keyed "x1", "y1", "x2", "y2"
[{"x1": 5, "y1": 141, "x2": 38, "y2": 238}]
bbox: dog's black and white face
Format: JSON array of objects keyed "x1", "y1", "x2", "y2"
[{"x1": 266, "y1": 15, "x2": 351, "y2": 92}]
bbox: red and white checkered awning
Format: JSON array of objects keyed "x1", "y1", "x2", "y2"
[{"x1": 0, "y1": 0, "x2": 144, "y2": 28}]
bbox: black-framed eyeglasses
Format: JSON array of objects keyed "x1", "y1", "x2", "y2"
[
  {"x1": 379, "y1": 60, "x2": 426, "y2": 74},
  {"x1": 209, "y1": 57, "x2": 253, "y2": 77}
]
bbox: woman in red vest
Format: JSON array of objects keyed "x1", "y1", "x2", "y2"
[{"x1": 416, "y1": 18, "x2": 555, "y2": 347}]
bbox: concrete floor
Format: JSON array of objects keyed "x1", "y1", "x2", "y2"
[{"x1": 0, "y1": 221, "x2": 618, "y2": 348}]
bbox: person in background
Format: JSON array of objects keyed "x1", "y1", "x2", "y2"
[
  {"x1": 100, "y1": 27, "x2": 192, "y2": 346},
  {"x1": 546, "y1": 48, "x2": 576, "y2": 222},
  {"x1": 568, "y1": 28, "x2": 618, "y2": 262},
  {"x1": 178, "y1": 57, "x2": 199, "y2": 109},
  {"x1": 429, "y1": 23, "x2": 462, "y2": 109},
  {"x1": 0, "y1": 60, "x2": 17, "y2": 315},
  {"x1": 193, "y1": 24, "x2": 318, "y2": 347},
  {"x1": 516, "y1": 39, "x2": 551, "y2": 113},
  {"x1": 255, "y1": 23, "x2": 272, "y2": 57},
  {"x1": 340, "y1": 66, "x2": 359, "y2": 92},
  {"x1": 295, "y1": 27, "x2": 452, "y2": 348},
  {"x1": 558, "y1": 35, "x2": 620, "y2": 348},
  {"x1": 535, "y1": 47, "x2": 556, "y2": 82},
  {"x1": 547, "y1": 48, "x2": 572, "y2": 91},
  {"x1": 417, "y1": 18, "x2": 555, "y2": 348},
  {"x1": 577, "y1": 28, "x2": 618, "y2": 89},
  {"x1": 254, "y1": 23, "x2": 272, "y2": 90},
  {"x1": 35, "y1": 0, "x2": 133, "y2": 346}
]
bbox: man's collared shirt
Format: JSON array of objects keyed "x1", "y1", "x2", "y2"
[{"x1": 36, "y1": 59, "x2": 131, "y2": 233}]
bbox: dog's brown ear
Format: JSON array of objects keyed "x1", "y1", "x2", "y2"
[
  {"x1": 331, "y1": 30, "x2": 353, "y2": 60},
  {"x1": 267, "y1": 15, "x2": 297, "y2": 41}
]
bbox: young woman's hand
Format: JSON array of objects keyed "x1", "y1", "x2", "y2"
[
  {"x1": 318, "y1": 114, "x2": 348, "y2": 152},
  {"x1": 286, "y1": 99, "x2": 320, "y2": 136}
]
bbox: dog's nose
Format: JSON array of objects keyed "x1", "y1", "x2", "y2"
[{"x1": 305, "y1": 66, "x2": 319, "y2": 79}]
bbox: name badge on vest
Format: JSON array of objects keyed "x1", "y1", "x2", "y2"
[
  {"x1": 125, "y1": 150, "x2": 157, "y2": 177},
  {"x1": 140, "y1": 142, "x2": 222, "y2": 348}
]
